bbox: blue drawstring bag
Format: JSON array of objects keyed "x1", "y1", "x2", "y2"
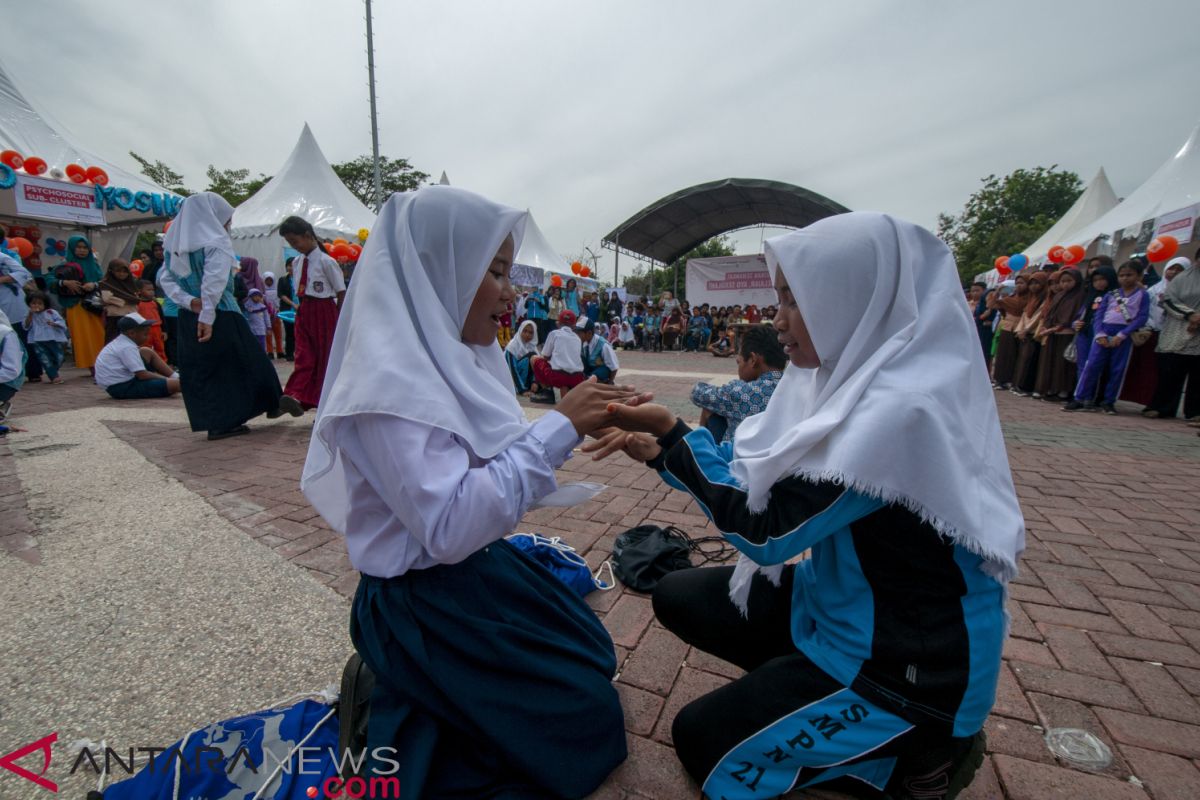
[{"x1": 505, "y1": 533, "x2": 614, "y2": 597}]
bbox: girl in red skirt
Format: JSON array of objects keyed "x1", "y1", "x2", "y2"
[{"x1": 279, "y1": 217, "x2": 346, "y2": 410}]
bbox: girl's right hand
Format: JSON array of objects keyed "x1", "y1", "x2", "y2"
[
  {"x1": 582, "y1": 429, "x2": 662, "y2": 462},
  {"x1": 555, "y1": 378, "x2": 644, "y2": 436}
]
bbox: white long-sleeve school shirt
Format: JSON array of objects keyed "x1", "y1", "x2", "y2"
[{"x1": 333, "y1": 410, "x2": 580, "y2": 577}]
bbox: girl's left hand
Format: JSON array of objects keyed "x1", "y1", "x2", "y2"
[{"x1": 583, "y1": 429, "x2": 662, "y2": 462}]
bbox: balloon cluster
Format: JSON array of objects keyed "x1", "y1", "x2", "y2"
[
  {"x1": 0, "y1": 149, "x2": 108, "y2": 185},
  {"x1": 1147, "y1": 235, "x2": 1179, "y2": 263},
  {"x1": 569, "y1": 261, "x2": 591, "y2": 278},
  {"x1": 44, "y1": 237, "x2": 68, "y2": 257},
  {"x1": 328, "y1": 238, "x2": 363, "y2": 264}
]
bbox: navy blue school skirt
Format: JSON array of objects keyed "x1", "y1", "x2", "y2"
[{"x1": 351, "y1": 538, "x2": 627, "y2": 799}]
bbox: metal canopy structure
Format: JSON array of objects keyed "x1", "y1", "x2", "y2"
[{"x1": 602, "y1": 177, "x2": 850, "y2": 265}]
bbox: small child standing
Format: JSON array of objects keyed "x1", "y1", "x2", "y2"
[
  {"x1": 136, "y1": 279, "x2": 167, "y2": 363},
  {"x1": 243, "y1": 288, "x2": 270, "y2": 351},
  {"x1": 22, "y1": 292, "x2": 68, "y2": 384},
  {"x1": 262, "y1": 271, "x2": 285, "y2": 359},
  {"x1": 1066, "y1": 261, "x2": 1150, "y2": 414}
]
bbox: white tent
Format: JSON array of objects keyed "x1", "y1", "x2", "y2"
[
  {"x1": 0, "y1": 58, "x2": 180, "y2": 265},
  {"x1": 1021, "y1": 167, "x2": 1119, "y2": 263},
  {"x1": 230, "y1": 124, "x2": 376, "y2": 273},
  {"x1": 1065, "y1": 123, "x2": 1200, "y2": 258},
  {"x1": 514, "y1": 214, "x2": 598, "y2": 290}
]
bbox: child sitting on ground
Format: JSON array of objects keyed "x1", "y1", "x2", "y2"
[
  {"x1": 580, "y1": 318, "x2": 620, "y2": 384},
  {"x1": 531, "y1": 309, "x2": 585, "y2": 402},
  {"x1": 690, "y1": 325, "x2": 786, "y2": 442},
  {"x1": 93, "y1": 313, "x2": 181, "y2": 399},
  {"x1": 136, "y1": 279, "x2": 168, "y2": 362},
  {"x1": 708, "y1": 325, "x2": 734, "y2": 357},
  {"x1": 22, "y1": 292, "x2": 68, "y2": 384}
]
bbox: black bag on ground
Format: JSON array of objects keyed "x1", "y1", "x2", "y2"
[{"x1": 612, "y1": 525, "x2": 696, "y2": 592}]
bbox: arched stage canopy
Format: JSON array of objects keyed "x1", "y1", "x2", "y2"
[{"x1": 602, "y1": 177, "x2": 850, "y2": 264}]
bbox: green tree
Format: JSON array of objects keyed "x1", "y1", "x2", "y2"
[
  {"x1": 622, "y1": 234, "x2": 735, "y2": 302},
  {"x1": 937, "y1": 166, "x2": 1082, "y2": 282},
  {"x1": 129, "y1": 151, "x2": 190, "y2": 195},
  {"x1": 204, "y1": 165, "x2": 271, "y2": 206},
  {"x1": 331, "y1": 155, "x2": 429, "y2": 209}
]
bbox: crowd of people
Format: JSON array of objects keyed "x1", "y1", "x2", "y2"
[{"x1": 968, "y1": 251, "x2": 1200, "y2": 424}]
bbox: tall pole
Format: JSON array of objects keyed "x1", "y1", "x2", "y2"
[
  {"x1": 365, "y1": 0, "x2": 383, "y2": 211},
  {"x1": 613, "y1": 235, "x2": 620, "y2": 290}
]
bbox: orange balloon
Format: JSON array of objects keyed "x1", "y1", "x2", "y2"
[
  {"x1": 85, "y1": 166, "x2": 109, "y2": 186},
  {"x1": 332, "y1": 238, "x2": 348, "y2": 246},
  {"x1": 348, "y1": 243, "x2": 362, "y2": 259},
  {"x1": 1046, "y1": 245, "x2": 1065, "y2": 263},
  {"x1": 65, "y1": 163, "x2": 87, "y2": 183},
  {"x1": 1061, "y1": 244, "x2": 1086, "y2": 265},
  {"x1": 571, "y1": 261, "x2": 582, "y2": 275},
  {"x1": 8, "y1": 237, "x2": 34, "y2": 259},
  {"x1": 129, "y1": 259, "x2": 145, "y2": 278},
  {"x1": 330, "y1": 243, "x2": 353, "y2": 261},
  {"x1": 23, "y1": 156, "x2": 47, "y2": 176},
  {"x1": 994, "y1": 256, "x2": 1009, "y2": 271},
  {"x1": 1147, "y1": 235, "x2": 1180, "y2": 263},
  {"x1": 579, "y1": 266, "x2": 590, "y2": 278},
  {"x1": 550, "y1": 274, "x2": 563, "y2": 287},
  {"x1": 0, "y1": 149, "x2": 23, "y2": 169}
]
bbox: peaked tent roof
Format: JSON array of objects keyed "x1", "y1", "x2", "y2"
[
  {"x1": 1065, "y1": 123, "x2": 1200, "y2": 250},
  {"x1": 602, "y1": 177, "x2": 850, "y2": 264},
  {"x1": 1021, "y1": 168, "x2": 1119, "y2": 262},
  {"x1": 0, "y1": 58, "x2": 178, "y2": 224},
  {"x1": 230, "y1": 124, "x2": 376, "y2": 240},
  {"x1": 515, "y1": 214, "x2": 571, "y2": 274}
]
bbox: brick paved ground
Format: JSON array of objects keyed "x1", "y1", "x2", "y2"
[{"x1": 5, "y1": 349, "x2": 1200, "y2": 799}]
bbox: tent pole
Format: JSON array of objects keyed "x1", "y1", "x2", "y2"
[
  {"x1": 613, "y1": 235, "x2": 620, "y2": 289},
  {"x1": 365, "y1": 0, "x2": 383, "y2": 212}
]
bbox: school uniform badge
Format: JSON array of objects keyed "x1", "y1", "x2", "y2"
[{"x1": 313, "y1": 281, "x2": 324, "y2": 293}]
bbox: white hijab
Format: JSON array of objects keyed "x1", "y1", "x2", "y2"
[
  {"x1": 618, "y1": 321, "x2": 635, "y2": 343},
  {"x1": 162, "y1": 192, "x2": 237, "y2": 277},
  {"x1": 1150, "y1": 256, "x2": 1190, "y2": 300},
  {"x1": 728, "y1": 212, "x2": 1024, "y2": 609},
  {"x1": 301, "y1": 186, "x2": 529, "y2": 534},
  {"x1": 263, "y1": 271, "x2": 279, "y2": 308},
  {"x1": 505, "y1": 319, "x2": 539, "y2": 358}
]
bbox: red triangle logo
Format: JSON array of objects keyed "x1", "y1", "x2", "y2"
[{"x1": 0, "y1": 732, "x2": 58, "y2": 792}]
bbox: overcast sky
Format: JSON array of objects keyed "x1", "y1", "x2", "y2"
[{"x1": 8, "y1": 0, "x2": 1200, "y2": 282}]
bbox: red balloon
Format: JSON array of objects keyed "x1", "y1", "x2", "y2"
[
  {"x1": 8, "y1": 237, "x2": 34, "y2": 259},
  {"x1": 994, "y1": 256, "x2": 1009, "y2": 272},
  {"x1": 570, "y1": 261, "x2": 582, "y2": 275},
  {"x1": 65, "y1": 163, "x2": 87, "y2": 184},
  {"x1": 1046, "y1": 245, "x2": 1065, "y2": 264},
  {"x1": 1061, "y1": 244, "x2": 1086, "y2": 265},
  {"x1": 0, "y1": 149, "x2": 23, "y2": 169},
  {"x1": 1147, "y1": 235, "x2": 1180, "y2": 263},
  {"x1": 579, "y1": 266, "x2": 590, "y2": 278},
  {"x1": 8, "y1": 225, "x2": 26, "y2": 239},
  {"x1": 550, "y1": 274, "x2": 563, "y2": 287},
  {"x1": 348, "y1": 243, "x2": 363, "y2": 259},
  {"x1": 997, "y1": 263, "x2": 1013, "y2": 277},
  {"x1": 330, "y1": 243, "x2": 353, "y2": 261},
  {"x1": 26, "y1": 255, "x2": 41, "y2": 270},
  {"x1": 26, "y1": 226, "x2": 40, "y2": 240},
  {"x1": 129, "y1": 259, "x2": 145, "y2": 278},
  {"x1": 85, "y1": 166, "x2": 109, "y2": 186},
  {"x1": 23, "y1": 156, "x2": 47, "y2": 176}
]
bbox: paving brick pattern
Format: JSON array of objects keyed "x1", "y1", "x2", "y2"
[{"x1": 6, "y1": 351, "x2": 1200, "y2": 798}]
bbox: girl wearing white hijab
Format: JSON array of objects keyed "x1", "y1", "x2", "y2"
[
  {"x1": 301, "y1": 186, "x2": 632, "y2": 798},
  {"x1": 504, "y1": 318, "x2": 539, "y2": 394},
  {"x1": 1145, "y1": 256, "x2": 1200, "y2": 419},
  {"x1": 159, "y1": 192, "x2": 299, "y2": 439},
  {"x1": 586, "y1": 212, "x2": 1023, "y2": 800}
]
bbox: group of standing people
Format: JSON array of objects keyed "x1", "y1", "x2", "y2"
[{"x1": 976, "y1": 251, "x2": 1200, "y2": 420}]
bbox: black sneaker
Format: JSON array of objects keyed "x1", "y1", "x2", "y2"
[
  {"x1": 1062, "y1": 401, "x2": 1083, "y2": 411},
  {"x1": 1101, "y1": 404, "x2": 1117, "y2": 415},
  {"x1": 338, "y1": 653, "x2": 375, "y2": 781},
  {"x1": 529, "y1": 390, "x2": 557, "y2": 405},
  {"x1": 886, "y1": 731, "x2": 986, "y2": 800}
]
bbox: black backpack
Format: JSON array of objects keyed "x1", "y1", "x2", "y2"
[{"x1": 612, "y1": 524, "x2": 734, "y2": 592}]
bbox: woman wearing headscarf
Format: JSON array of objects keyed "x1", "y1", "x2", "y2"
[
  {"x1": 301, "y1": 186, "x2": 631, "y2": 798},
  {"x1": 45, "y1": 235, "x2": 105, "y2": 371},
  {"x1": 1011, "y1": 270, "x2": 1048, "y2": 395},
  {"x1": 586, "y1": 212, "x2": 1022, "y2": 800},
  {"x1": 985, "y1": 273, "x2": 1029, "y2": 389},
  {"x1": 1034, "y1": 268, "x2": 1086, "y2": 400},
  {"x1": 504, "y1": 318, "x2": 540, "y2": 394},
  {"x1": 159, "y1": 192, "x2": 300, "y2": 440},
  {"x1": 99, "y1": 258, "x2": 143, "y2": 343},
  {"x1": 1143, "y1": 256, "x2": 1200, "y2": 419},
  {"x1": 237, "y1": 256, "x2": 267, "y2": 298}
]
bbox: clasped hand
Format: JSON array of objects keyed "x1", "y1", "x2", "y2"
[{"x1": 579, "y1": 400, "x2": 679, "y2": 464}]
